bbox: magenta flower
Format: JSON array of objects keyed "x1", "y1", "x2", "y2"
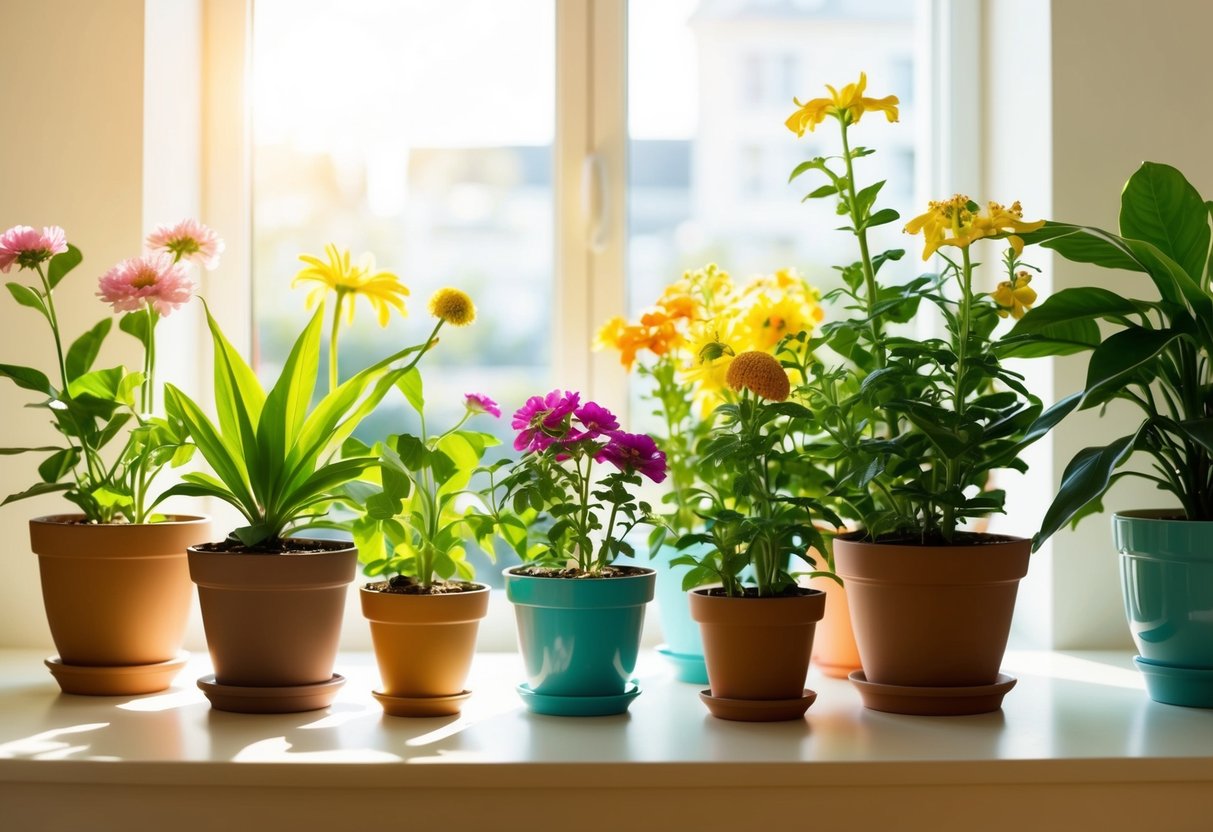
[
  {"x1": 0, "y1": 225, "x2": 68, "y2": 273},
  {"x1": 146, "y1": 219, "x2": 224, "y2": 270},
  {"x1": 464, "y1": 393, "x2": 501, "y2": 418},
  {"x1": 598, "y1": 430, "x2": 667, "y2": 483},
  {"x1": 573, "y1": 401, "x2": 619, "y2": 437},
  {"x1": 512, "y1": 389, "x2": 581, "y2": 452},
  {"x1": 97, "y1": 254, "x2": 195, "y2": 316}
]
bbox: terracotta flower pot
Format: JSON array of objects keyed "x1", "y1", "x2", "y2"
[
  {"x1": 807, "y1": 574, "x2": 862, "y2": 679},
  {"x1": 833, "y1": 533, "x2": 1030, "y2": 688},
  {"x1": 188, "y1": 541, "x2": 356, "y2": 711},
  {"x1": 361, "y1": 583, "x2": 490, "y2": 717},
  {"x1": 30, "y1": 514, "x2": 211, "y2": 695},
  {"x1": 689, "y1": 588, "x2": 825, "y2": 720}
]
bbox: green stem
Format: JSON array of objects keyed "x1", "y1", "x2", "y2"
[
  {"x1": 34, "y1": 263, "x2": 69, "y2": 391},
  {"x1": 838, "y1": 119, "x2": 886, "y2": 370},
  {"x1": 329, "y1": 291, "x2": 345, "y2": 394},
  {"x1": 579, "y1": 453, "x2": 593, "y2": 571},
  {"x1": 942, "y1": 247, "x2": 975, "y2": 540},
  {"x1": 401, "y1": 319, "x2": 446, "y2": 375},
  {"x1": 142, "y1": 306, "x2": 158, "y2": 414}
]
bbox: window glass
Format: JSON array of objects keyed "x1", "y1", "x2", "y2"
[{"x1": 252, "y1": 0, "x2": 555, "y2": 584}]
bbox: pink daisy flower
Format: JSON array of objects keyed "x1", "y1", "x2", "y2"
[
  {"x1": 0, "y1": 225, "x2": 68, "y2": 273},
  {"x1": 464, "y1": 393, "x2": 501, "y2": 418},
  {"x1": 598, "y1": 430, "x2": 668, "y2": 483},
  {"x1": 97, "y1": 254, "x2": 195, "y2": 316},
  {"x1": 146, "y1": 219, "x2": 224, "y2": 270}
]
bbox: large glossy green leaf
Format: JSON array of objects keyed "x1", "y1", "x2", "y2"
[
  {"x1": 66, "y1": 366, "x2": 124, "y2": 402},
  {"x1": 118, "y1": 310, "x2": 152, "y2": 351},
  {"x1": 1080, "y1": 327, "x2": 1185, "y2": 408},
  {"x1": 997, "y1": 318, "x2": 1101, "y2": 358},
  {"x1": 163, "y1": 383, "x2": 256, "y2": 516},
  {"x1": 0, "y1": 363, "x2": 53, "y2": 395},
  {"x1": 1010, "y1": 287, "x2": 1154, "y2": 333},
  {"x1": 203, "y1": 306, "x2": 265, "y2": 503},
  {"x1": 1021, "y1": 223, "x2": 1144, "y2": 273},
  {"x1": 397, "y1": 367, "x2": 424, "y2": 413},
  {"x1": 65, "y1": 319, "x2": 112, "y2": 380},
  {"x1": 1035, "y1": 432, "x2": 1137, "y2": 548},
  {"x1": 1119, "y1": 162, "x2": 1210, "y2": 284},
  {"x1": 257, "y1": 306, "x2": 323, "y2": 509},
  {"x1": 46, "y1": 244, "x2": 82, "y2": 289}
]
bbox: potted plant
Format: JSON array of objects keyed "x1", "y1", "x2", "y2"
[
  {"x1": 594, "y1": 264, "x2": 828, "y2": 683},
  {"x1": 341, "y1": 367, "x2": 501, "y2": 718},
  {"x1": 1011, "y1": 162, "x2": 1213, "y2": 707},
  {"x1": 485, "y1": 391, "x2": 664, "y2": 716},
  {"x1": 1, "y1": 221, "x2": 218, "y2": 695},
  {"x1": 161, "y1": 245, "x2": 459, "y2": 713},
  {"x1": 669, "y1": 348, "x2": 838, "y2": 722},
  {"x1": 785, "y1": 74, "x2": 1052, "y2": 714}
]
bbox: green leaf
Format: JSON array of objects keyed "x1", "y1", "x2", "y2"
[
  {"x1": 257, "y1": 304, "x2": 322, "y2": 505},
  {"x1": 37, "y1": 448, "x2": 79, "y2": 483},
  {"x1": 66, "y1": 319, "x2": 113, "y2": 380},
  {"x1": 67, "y1": 366, "x2": 125, "y2": 402},
  {"x1": 1080, "y1": 327, "x2": 1185, "y2": 408},
  {"x1": 805, "y1": 184, "x2": 837, "y2": 199},
  {"x1": 1, "y1": 481, "x2": 72, "y2": 506},
  {"x1": 1035, "y1": 433, "x2": 1137, "y2": 548},
  {"x1": 865, "y1": 207, "x2": 900, "y2": 228},
  {"x1": 164, "y1": 383, "x2": 256, "y2": 516},
  {"x1": 5, "y1": 282, "x2": 48, "y2": 319},
  {"x1": 397, "y1": 367, "x2": 424, "y2": 413},
  {"x1": 0, "y1": 446, "x2": 61, "y2": 455},
  {"x1": 47, "y1": 244, "x2": 82, "y2": 289},
  {"x1": 1119, "y1": 162, "x2": 1210, "y2": 284},
  {"x1": 0, "y1": 363, "x2": 53, "y2": 395},
  {"x1": 118, "y1": 310, "x2": 152, "y2": 351},
  {"x1": 854, "y1": 180, "x2": 885, "y2": 218},
  {"x1": 1010, "y1": 287, "x2": 1155, "y2": 333},
  {"x1": 1019, "y1": 392, "x2": 1082, "y2": 449},
  {"x1": 997, "y1": 317, "x2": 1101, "y2": 358},
  {"x1": 203, "y1": 305, "x2": 265, "y2": 497}
]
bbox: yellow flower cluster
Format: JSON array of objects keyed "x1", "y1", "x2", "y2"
[
  {"x1": 992, "y1": 271, "x2": 1038, "y2": 319},
  {"x1": 595, "y1": 264, "x2": 822, "y2": 415},
  {"x1": 785, "y1": 72, "x2": 899, "y2": 136},
  {"x1": 903, "y1": 197, "x2": 1045, "y2": 261}
]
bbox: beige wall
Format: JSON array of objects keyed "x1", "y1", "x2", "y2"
[{"x1": 0, "y1": 0, "x2": 148, "y2": 650}]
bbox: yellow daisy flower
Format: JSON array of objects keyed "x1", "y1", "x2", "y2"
[
  {"x1": 785, "y1": 72, "x2": 900, "y2": 136},
  {"x1": 294, "y1": 244, "x2": 409, "y2": 326},
  {"x1": 904, "y1": 197, "x2": 1044, "y2": 261}
]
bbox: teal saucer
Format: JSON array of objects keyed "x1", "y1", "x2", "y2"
[
  {"x1": 516, "y1": 681, "x2": 641, "y2": 716},
  {"x1": 656, "y1": 645, "x2": 709, "y2": 685},
  {"x1": 1135, "y1": 656, "x2": 1213, "y2": 708}
]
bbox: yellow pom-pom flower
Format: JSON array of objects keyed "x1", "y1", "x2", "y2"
[
  {"x1": 428, "y1": 287, "x2": 476, "y2": 326},
  {"x1": 726, "y1": 351, "x2": 790, "y2": 402}
]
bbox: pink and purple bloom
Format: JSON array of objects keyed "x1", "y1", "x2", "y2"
[
  {"x1": 512, "y1": 389, "x2": 581, "y2": 452},
  {"x1": 464, "y1": 393, "x2": 501, "y2": 418},
  {"x1": 0, "y1": 225, "x2": 68, "y2": 273},
  {"x1": 598, "y1": 430, "x2": 668, "y2": 483},
  {"x1": 573, "y1": 401, "x2": 619, "y2": 438},
  {"x1": 146, "y1": 219, "x2": 225, "y2": 270},
  {"x1": 97, "y1": 254, "x2": 195, "y2": 316}
]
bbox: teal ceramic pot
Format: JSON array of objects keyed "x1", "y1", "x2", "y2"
[
  {"x1": 505, "y1": 567, "x2": 655, "y2": 698},
  {"x1": 1115, "y1": 509, "x2": 1213, "y2": 707},
  {"x1": 653, "y1": 544, "x2": 707, "y2": 655}
]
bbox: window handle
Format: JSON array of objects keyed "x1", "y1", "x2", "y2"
[{"x1": 581, "y1": 152, "x2": 609, "y2": 254}]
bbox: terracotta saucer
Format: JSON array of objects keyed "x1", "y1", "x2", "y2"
[
  {"x1": 698, "y1": 688, "x2": 817, "y2": 722},
  {"x1": 849, "y1": 671, "x2": 1017, "y2": 716},
  {"x1": 516, "y1": 681, "x2": 640, "y2": 716},
  {"x1": 372, "y1": 689, "x2": 471, "y2": 718},
  {"x1": 197, "y1": 673, "x2": 345, "y2": 714},
  {"x1": 45, "y1": 653, "x2": 188, "y2": 696},
  {"x1": 656, "y1": 644, "x2": 709, "y2": 685}
]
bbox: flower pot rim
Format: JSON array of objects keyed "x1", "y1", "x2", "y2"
[
  {"x1": 31, "y1": 513, "x2": 210, "y2": 527},
  {"x1": 690, "y1": 586, "x2": 825, "y2": 601},
  {"x1": 359, "y1": 581, "x2": 491, "y2": 595},
  {"x1": 835, "y1": 529, "x2": 1029, "y2": 547},
  {"x1": 1113, "y1": 508, "x2": 1205, "y2": 523},
  {"x1": 504, "y1": 565, "x2": 656, "y2": 579},
  {"x1": 187, "y1": 537, "x2": 356, "y2": 555}
]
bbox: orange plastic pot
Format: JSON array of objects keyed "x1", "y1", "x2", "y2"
[{"x1": 807, "y1": 574, "x2": 862, "y2": 679}]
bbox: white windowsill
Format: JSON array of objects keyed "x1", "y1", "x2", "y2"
[{"x1": 2, "y1": 649, "x2": 1212, "y2": 830}]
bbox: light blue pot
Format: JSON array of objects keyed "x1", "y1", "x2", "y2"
[
  {"x1": 652, "y1": 544, "x2": 710, "y2": 683},
  {"x1": 1115, "y1": 509, "x2": 1213, "y2": 707},
  {"x1": 505, "y1": 567, "x2": 655, "y2": 698}
]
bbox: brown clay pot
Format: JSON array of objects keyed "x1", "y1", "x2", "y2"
[
  {"x1": 30, "y1": 515, "x2": 211, "y2": 673},
  {"x1": 188, "y1": 542, "x2": 356, "y2": 688},
  {"x1": 833, "y1": 533, "x2": 1030, "y2": 687},
  {"x1": 807, "y1": 574, "x2": 862, "y2": 679},
  {"x1": 688, "y1": 588, "x2": 826, "y2": 700},
  {"x1": 361, "y1": 583, "x2": 490, "y2": 716}
]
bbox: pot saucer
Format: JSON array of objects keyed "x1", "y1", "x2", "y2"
[
  {"x1": 849, "y1": 671, "x2": 1016, "y2": 715},
  {"x1": 372, "y1": 689, "x2": 471, "y2": 718},
  {"x1": 197, "y1": 673, "x2": 345, "y2": 714},
  {"x1": 1134, "y1": 657, "x2": 1213, "y2": 708},
  {"x1": 45, "y1": 653, "x2": 189, "y2": 696},
  {"x1": 698, "y1": 688, "x2": 817, "y2": 722},
  {"x1": 516, "y1": 681, "x2": 640, "y2": 716},
  {"x1": 656, "y1": 644, "x2": 709, "y2": 685}
]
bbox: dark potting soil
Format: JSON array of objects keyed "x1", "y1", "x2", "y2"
[
  {"x1": 366, "y1": 577, "x2": 483, "y2": 595},
  {"x1": 193, "y1": 537, "x2": 351, "y2": 555},
  {"x1": 847, "y1": 531, "x2": 1022, "y2": 547},
  {"x1": 509, "y1": 564, "x2": 651, "y2": 579},
  {"x1": 700, "y1": 586, "x2": 818, "y2": 599}
]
